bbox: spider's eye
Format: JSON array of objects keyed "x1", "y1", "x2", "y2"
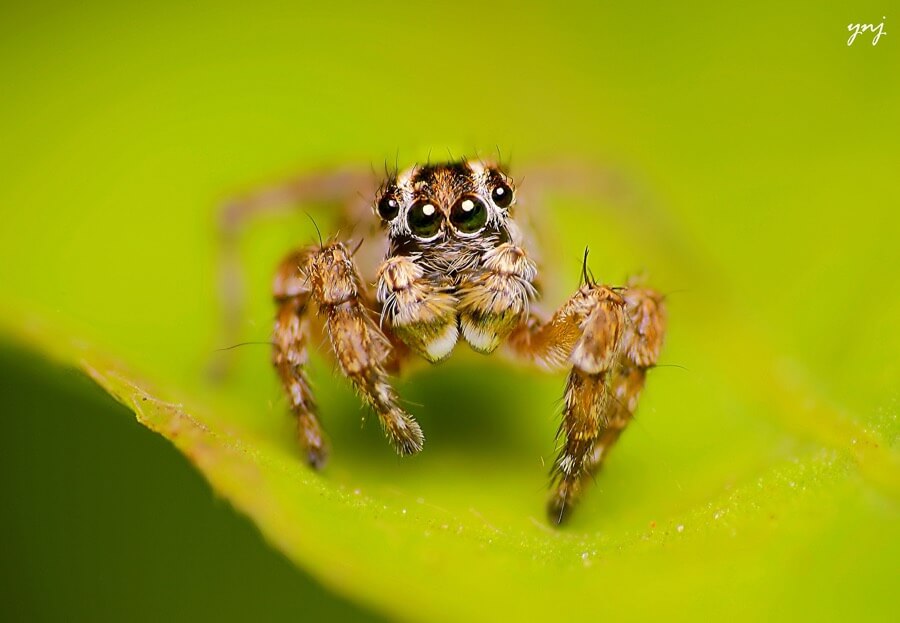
[
  {"x1": 490, "y1": 183, "x2": 513, "y2": 208},
  {"x1": 407, "y1": 200, "x2": 442, "y2": 238},
  {"x1": 377, "y1": 195, "x2": 400, "y2": 220},
  {"x1": 450, "y1": 195, "x2": 488, "y2": 234}
]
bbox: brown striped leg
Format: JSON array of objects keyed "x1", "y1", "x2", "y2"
[
  {"x1": 580, "y1": 285, "x2": 666, "y2": 473},
  {"x1": 273, "y1": 248, "x2": 327, "y2": 467},
  {"x1": 509, "y1": 282, "x2": 665, "y2": 524},
  {"x1": 274, "y1": 243, "x2": 423, "y2": 461},
  {"x1": 548, "y1": 364, "x2": 646, "y2": 521},
  {"x1": 213, "y1": 167, "x2": 378, "y2": 380}
]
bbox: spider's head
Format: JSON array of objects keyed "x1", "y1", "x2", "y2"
[{"x1": 374, "y1": 159, "x2": 515, "y2": 246}]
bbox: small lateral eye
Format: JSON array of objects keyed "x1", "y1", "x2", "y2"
[
  {"x1": 377, "y1": 194, "x2": 400, "y2": 220},
  {"x1": 407, "y1": 200, "x2": 442, "y2": 238},
  {"x1": 491, "y1": 183, "x2": 513, "y2": 208},
  {"x1": 450, "y1": 195, "x2": 488, "y2": 234}
]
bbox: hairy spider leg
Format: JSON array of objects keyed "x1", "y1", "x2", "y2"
[
  {"x1": 509, "y1": 281, "x2": 665, "y2": 524},
  {"x1": 272, "y1": 243, "x2": 423, "y2": 465},
  {"x1": 215, "y1": 168, "x2": 381, "y2": 379}
]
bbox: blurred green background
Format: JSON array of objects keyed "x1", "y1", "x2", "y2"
[{"x1": 0, "y1": 0, "x2": 897, "y2": 621}]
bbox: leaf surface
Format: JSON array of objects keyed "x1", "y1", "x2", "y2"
[{"x1": 1, "y1": 1, "x2": 897, "y2": 620}]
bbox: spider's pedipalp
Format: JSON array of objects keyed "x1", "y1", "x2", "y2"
[
  {"x1": 376, "y1": 255, "x2": 459, "y2": 363},
  {"x1": 456, "y1": 242, "x2": 537, "y2": 354}
]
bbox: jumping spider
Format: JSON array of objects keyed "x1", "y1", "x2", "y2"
[{"x1": 219, "y1": 158, "x2": 666, "y2": 524}]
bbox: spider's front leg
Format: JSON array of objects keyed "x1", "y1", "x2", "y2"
[
  {"x1": 214, "y1": 167, "x2": 379, "y2": 380},
  {"x1": 273, "y1": 242, "x2": 423, "y2": 466},
  {"x1": 510, "y1": 281, "x2": 666, "y2": 525}
]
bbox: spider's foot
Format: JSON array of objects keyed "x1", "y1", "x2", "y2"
[
  {"x1": 384, "y1": 411, "x2": 425, "y2": 456},
  {"x1": 297, "y1": 414, "x2": 329, "y2": 469},
  {"x1": 303, "y1": 444, "x2": 329, "y2": 470},
  {"x1": 547, "y1": 478, "x2": 583, "y2": 526}
]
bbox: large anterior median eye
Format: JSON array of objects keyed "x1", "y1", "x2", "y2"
[
  {"x1": 450, "y1": 195, "x2": 488, "y2": 234},
  {"x1": 407, "y1": 200, "x2": 442, "y2": 238}
]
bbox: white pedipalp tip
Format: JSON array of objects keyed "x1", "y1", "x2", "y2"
[
  {"x1": 461, "y1": 320, "x2": 499, "y2": 353},
  {"x1": 424, "y1": 323, "x2": 459, "y2": 361}
]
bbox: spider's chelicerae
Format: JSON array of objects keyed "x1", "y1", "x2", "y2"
[{"x1": 220, "y1": 157, "x2": 666, "y2": 525}]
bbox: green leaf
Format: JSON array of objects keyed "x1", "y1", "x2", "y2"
[{"x1": 1, "y1": 2, "x2": 897, "y2": 621}]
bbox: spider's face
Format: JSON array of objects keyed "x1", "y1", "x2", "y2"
[{"x1": 374, "y1": 159, "x2": 515, "y2": 246}]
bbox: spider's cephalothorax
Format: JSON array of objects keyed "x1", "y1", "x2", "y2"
[
  {"x1": 222, "y1": 157, "x2": 666, "y2": 525},
  {"x1": 374, "y1": 161, "x2": 536, "y2": 362}
]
